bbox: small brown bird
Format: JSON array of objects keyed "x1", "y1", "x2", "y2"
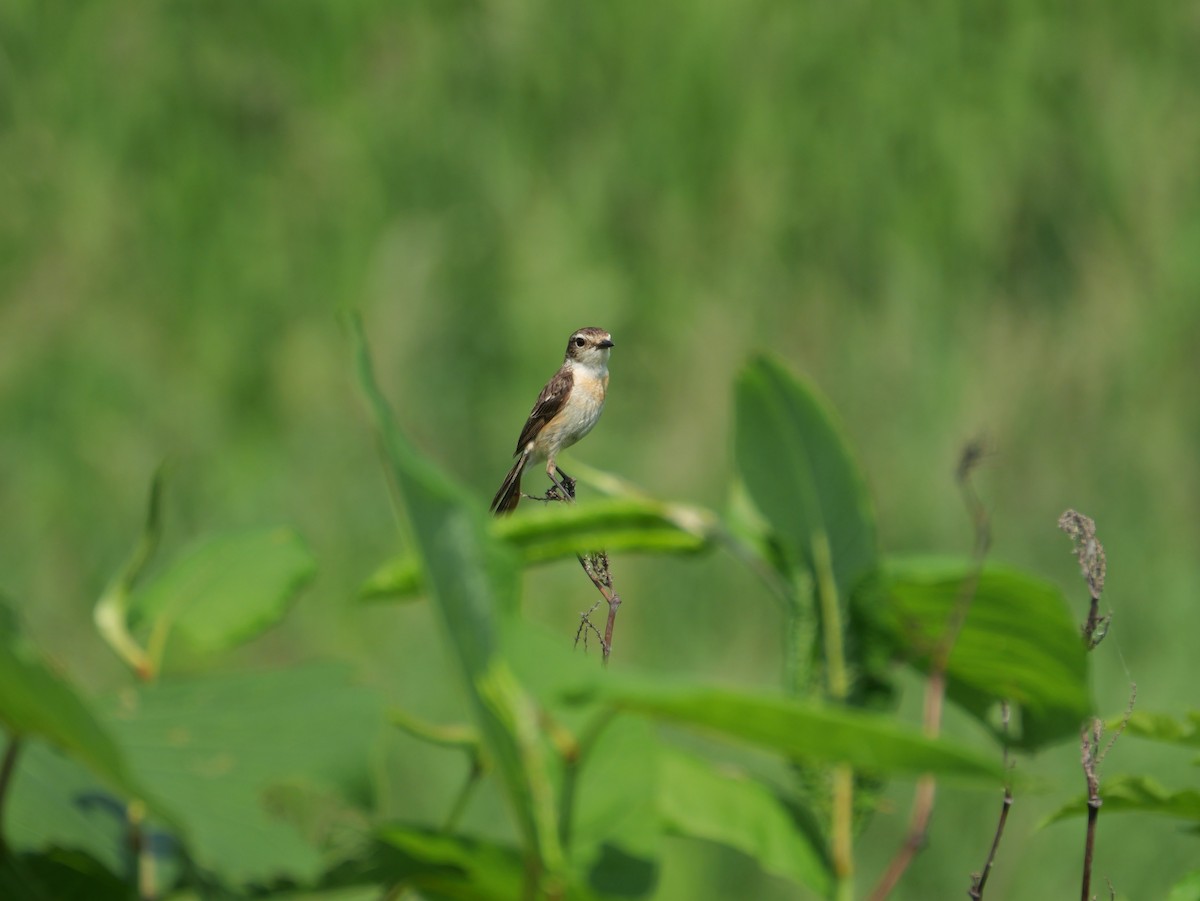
[{"x1": 490, "y1": 327, "x2": 615, "y2": 515}]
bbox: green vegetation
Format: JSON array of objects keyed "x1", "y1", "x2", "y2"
[{"x1": 3, "y1": 2, "x2": 1200, "y2": 898}]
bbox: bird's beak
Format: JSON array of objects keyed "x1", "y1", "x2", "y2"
[{"x1": 599, "y1": 338, "x2": 615, "y2": 348}]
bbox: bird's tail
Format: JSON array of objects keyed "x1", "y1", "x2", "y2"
[{"x1": 490, "y1": 454, "x2": 527, "y2": 516}]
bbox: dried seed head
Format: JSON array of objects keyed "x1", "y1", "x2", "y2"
[{"x1": 1058, "y1": 509, "x2": 1106, "y2": 599}]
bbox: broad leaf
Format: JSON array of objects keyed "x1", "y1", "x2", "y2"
[
  {"x1": 6, "y1": 740, "x2": 141, "y2": 880},
  {"x1": 0, "y1": 601, "x2": 144, "y2": 807},
  {"x1": 131, "y1": 527, "x2": 316, "y2": 658},
  {"x1": 103, "y1": 663, "x2": 383, "y2": 886},
  {"x1": 571, "y1": 681, "x2": 1003, "y2": 783},
  {"x1": 360, "y1": 497, "x2": 713, "y2": 602},
  {"x1": 658, "y1": 747, "x2": 832, "y2": 897},
  {"x1": 734, "y1": 355, "x2": 876, "y2": 601},
  {"x1": 1042, "y1": 775, "x2": 1200, "y2": 827},
  {"x1": 862, "y1": 556, "x2": 1092, "y2": 750},
  {"x1": 351, "y1": 316, "x2": 566, "y2": 890},
  {"x1": 568, "y1": 716, "x2": 660, "y2": 898}
]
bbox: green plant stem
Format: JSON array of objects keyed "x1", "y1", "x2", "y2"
[
  {"x1": 0, "y1": 735, "x2": 22, "y2": 857},
  {"x1": 443, "y1": 758, "x2": 485, "y2": 833},
  {"x1": 812, "y1": 533, "x2": 854, "y2": 897},
  {"x1": 812, "y1": 534, "x2": 849, "y2": 702},
  {"x1": 557, "y1": 709, "x2": 617, "y2": 851},
  {"x1": 94, "y1": 467, "x2": 166, "y2": 680},
  {"x1": 784, "y1": 597, "x2": 807, "y2": 697},
  {"x1": 390, "y1": 708, "x2": 481, "y2": 752},
  {"x1": 127, "y1": 799, "x2": 156, "y2": 901}
]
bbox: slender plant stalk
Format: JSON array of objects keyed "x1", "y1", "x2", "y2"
[
  {"x1": 127, "y1": 799, "x2": 156, "y2": 901},
  {"x1": 557, "y1": 709, "x2": 616, "y2": 851},
  {"x1": 969, "y1": 701, "x2": 1013, "y2": 900},
  {"x1": 1080, "y1": 718, "x2": 1101, "y2": 901},
  {"x1": 811, "y1": 532, "x2": 854, "y2": 898},
  {"x1": 94, "y1": 467, "x2": 166, "y2": 680},
  {"x1": 871, "y1": 443, "x2": 991, "y2": 900},
  {"x1": 1059, "y1": 510, "x2": 1125, "y2": 900}
]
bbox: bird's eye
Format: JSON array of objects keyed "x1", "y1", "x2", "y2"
[{"x1": 574, "y1": 337, "x2": 586, "y2": 348}]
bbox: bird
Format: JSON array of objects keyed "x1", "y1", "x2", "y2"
[{"x1": 490, "y1": 327, "x2": 615, "y2": 515}]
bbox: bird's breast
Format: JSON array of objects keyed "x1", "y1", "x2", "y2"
[{"x1": 534, "y1": 369, "x2": 607, "y2": 455}]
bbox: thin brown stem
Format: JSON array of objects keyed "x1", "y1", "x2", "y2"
[
  {"x1": 537, "y1": 473, "x2": 622, "y2": 664},
  {"x1": 577, "y1": 551, "x2": 621, "y2": 664},
  {"x1": 969, "y1": 789, "x2": 1012, "y2": 899},
  {"x1": 969, "y1": 701, "x2": 1013, "y2": 899},
  {"x1": 1080, "y1": 718, "x2": 1102, "y2": 901},
  {"x1": 869, "y1": 443, "x2": 991, "y2": 901}
]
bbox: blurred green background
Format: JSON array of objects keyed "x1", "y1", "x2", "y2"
[{"x1": 2, "y1": 1, "x2": 1198, "y2": 897}]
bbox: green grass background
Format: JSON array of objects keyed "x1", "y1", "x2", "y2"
[{"x1": 2, "y1": 1, "x2": 1198, "y2": 897}]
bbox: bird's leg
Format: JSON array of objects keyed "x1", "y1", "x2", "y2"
[
  {"x1": 555, "y1": 466, "x2": 577, "y2": 500},
  {"x1": 545, "y1": 460, "x2": 574, "y2": 503}
]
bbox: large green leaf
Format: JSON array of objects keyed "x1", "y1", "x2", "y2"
[
  {"x1": 568, "y1": 716, "x2": 660, "y2": 898},
  {"x1": 570, "y1": 680, "x2": 1003, "y2": 784},
  {"x1": 0, "y1": 601, "x2": 144, "y2": 807},
  {"x1": 6, "y1": 740, "x2": 137, "y2": 880},
  {"x1": 1042, "y1": 775, "x2": 1200, "y2": 827},
  {"x1": 658, "y1": 747, "x2": 832, "y2": 898},
  {"x1": 861, "y1": 556, "x2": 1092, "y2": 750},
  {"x1": 361, "y1": 497, "x2": 714, "y2": 602},
  {"x1": 734, "y1": 355, "x2": 876, "y2": 601},
  {"x1": 102, "y1": 663, "x2": 383, "y2": 886},
  {"x1": 130, "y1": 527, "x2": 316, "y2": 658},
  {"x1": 351, "y1": 316, "x2": 565, "y2": 891}
]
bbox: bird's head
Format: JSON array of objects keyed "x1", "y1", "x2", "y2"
[{"x1": 564, "y1": 327, "x2": 614, "y2": 368}]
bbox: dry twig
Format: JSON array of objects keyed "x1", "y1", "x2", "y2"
[{"x1": 526, "y1": 475, "x2": 623, "y2": 664}]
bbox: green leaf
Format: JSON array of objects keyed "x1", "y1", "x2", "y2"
[
  {"x1": 658, "y1": 747, "x2": 833, "y2": 897},
  {"x1": 103, "y1": 663, "x2": 384, "y2": 886},
  {"x1": 351, "y1": 315, "x2": 566, "y2": 891},
  {"x1": 568, "y1": 716, "x2": 660, "y2": 898},
  {"x1": 1042, "y1": 775, "x2": 1200, "y2": 827},
  {"x1": 360, "y1": 556, "x2": 424, "y2": 602},
  {"x1": 0, "y1": 848, "x2": 132, "y2": 901},
  {"x1": 1116, "y1": 711, "x2": 1200, "y2": 751},
  {"x1": 862, "y1": 556, "x2": 1092, "y2": 750},
  {"x1": 734, "y1": 355, "x2": 876, "y2": 601},
  {"x1": 364, "y1": 825, "x2": 531, "y2": 901},
  {"x1": 131, "y1": 527, "x2": 316, "y2": 659},
  {"x1": 0, "y1": 601, "x2": 144, "y2": 807},
  {"x1": 360, "y1": 497, "x2": 713, "y2": 602},
  {"x1": 572, "y1": 680, "x2": 1003, "y2": 784},
  {"x1": 1168, "y1": 870, "x2": 1200, "y2": 901},
  {"x1": 6, "y1": 740, "x2": 137, "y2": 879}
]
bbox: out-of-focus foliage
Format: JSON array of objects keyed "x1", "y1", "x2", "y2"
[{"x1": 3, "y1": 1, "x2": 1200, "y2": 897}]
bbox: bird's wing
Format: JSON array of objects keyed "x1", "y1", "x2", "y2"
[{"x1": 513, "y1": 367, "x2": 573, "y2": 455}]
